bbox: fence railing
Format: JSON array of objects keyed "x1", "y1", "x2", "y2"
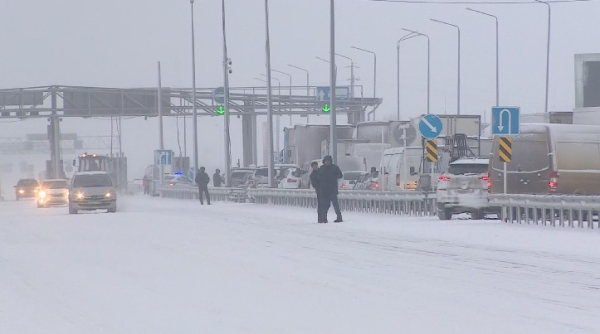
[
  {"x1": 488, "y1": 194, "x2": 600, "y2": 229},
  {"x1": 248, "y1": 188, "x2": 437, "y2": 216},
  {"x1": 157, "y1": 185, "x2": 248, "y2": 202}
]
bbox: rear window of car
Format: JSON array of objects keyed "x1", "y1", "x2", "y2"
[
  {"x1": 42, "y1": 180, "x2": 68, "y2": 189},
  {"x1": 164, "y1": 176, "x2": 176, "y2": 181},
  {"x1": 17, "y1": 179, "x2": 38, "y2": 186},
  {"x1": 73, "y1": 174, "x2": 113, "y2": 188},
  {"x1": 255, "y1": 169, "x2": 269, "y2": 177},
  {"x1": 232, "y1": 171, "x2": 251, "y2": 179},
  {"x1": 448, "y1": 163, "x2": 488, "y2": 175},
  {"x1": 343, "y1": 172, "x2": 363, "y2": 180}
]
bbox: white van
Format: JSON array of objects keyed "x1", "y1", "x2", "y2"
[{"x1": 489, "y1": 124, "x2": 600, "y2": 195}]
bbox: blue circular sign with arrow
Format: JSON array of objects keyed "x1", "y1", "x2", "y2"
[{"x1": 418, "y1": 114, "x2": 443, "y2": 139}]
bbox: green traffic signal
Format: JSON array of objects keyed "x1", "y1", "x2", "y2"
[
  {"x1": 216, "y1": 105, "x2": 225, "y2": 115},
  {"x1": 322, "y1": 103, "x2": 331, "y2": 113}
]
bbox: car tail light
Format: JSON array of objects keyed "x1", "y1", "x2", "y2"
[
  {"x1": 169, "y1": 182, "x2": 175, "y2": 186},
  {"x1": 374, "y1": 182, "x2": 379, "y2": 189},
  {"x1": 479, "y1": 175, "x2": 489, "y2": 181},
  {"x1": 549, "y1": 171, "x2": 558, "y2": 193},
  {"x1": 438, "y1": 176, "x2": 451, "y2": 181},
  {"x1": 341, "y1": 184, "x2": 346, "y2": 189},
  {"x1": 287, "y1": 178, "x2": 297, "y2": 183}
]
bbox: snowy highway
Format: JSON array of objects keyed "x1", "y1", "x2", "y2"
[{"x1": 1, "y1": 196, "x2": 600, "y2": 334}]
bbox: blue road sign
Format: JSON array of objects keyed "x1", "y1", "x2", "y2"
[
  {"x1": 316, "y1": 86, "x2": 350, "y2": 101},
  {"x1": 213, "y1": 87, "x2": 225, "y2": 104},
  {"x1": 418, "y1": 114, "x2": 443, "y2": 139},
  {"x1": 316, "y1": 87, "x2": 331, "y2": 101},
  {"x1": 154, "y1": 150, "x2": 173, "y2": 166},
  {"x1": 492, "y1": 107, "x2": 520, "y2": 136}
]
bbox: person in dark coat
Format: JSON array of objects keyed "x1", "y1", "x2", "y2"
[
  {"x1": 195, "y1": 167, "x2": 211, "y2": 205},
  {"x1": 317, "y1": 155, "x2": 343, "y2": 223},
  {"x1": 308, "y1": 162, "x2": 320, "y2": 223},
  {"x1": 213, "y1": 169, "x2": 224, "y2": 187}
]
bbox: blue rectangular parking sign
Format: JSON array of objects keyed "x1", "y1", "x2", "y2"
[{"x1": 491, "y1": 107, "x2": 520, "y2": 136}]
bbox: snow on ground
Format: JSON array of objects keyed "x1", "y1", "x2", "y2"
[{"x1": 1, "y1": 196, "x2": 600, "y2": 334}]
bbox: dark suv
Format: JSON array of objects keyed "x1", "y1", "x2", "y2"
[{"x1": 15, "y1": 178, "x2": 39, "y2": 200}]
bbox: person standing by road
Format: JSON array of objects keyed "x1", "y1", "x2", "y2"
[
  {"x1": 317, "y1": 155, "x2": 343, "y2": 223},
  {"x1": 213, "y1": 169, "x2": 224, "y2": 187},
  {"x1": 308, "y1": 162, "x2": 320, "y2": 223},
  {"x1": 195, "y1": 167, "x2": 211, "y2": 205}
]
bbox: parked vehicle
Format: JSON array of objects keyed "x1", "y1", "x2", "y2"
[
  {"x1": 164, "y1": 174, "x2": 194, "y2": 187},
  {"x1": 340, "y1": 171, "x2": 368, "y2": 190},
  {"x1": 380, "y1": 147, "x2": 422, "y2": 191},
  {"x1": 354, "y1": 171, "x2": 380, "y2": 190},
  {"x1": 489, "y1": 124, "x2": 600, "y2": 195},
  {"x1": 69, "y1": 172, "x2": 117, "y2": 214},
  {"x1": 230, "y1": 169, "x2": 255, "y2": 188},
  {"x1": 437, "y1": 158, "x2": 493, "y2": 220},
  {"x1": 37, "y1": 179, "x2": 69, "y2": 208},
  {"x1": 14, "y1": 178, "x2": 39, "y2": 200},
  {"x1": 279, "y1": 168, "x2": 304, "y2": 189}
]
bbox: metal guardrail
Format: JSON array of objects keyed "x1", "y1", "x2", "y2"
[
  {"x1": 248, "y1": 189, "x2": 437, "y2": 216},
  {"x1": 488, "y1": 194, "x2": 600, "y2": 229},
  {"x1": 157, "y1": 185, "x2": 248, "y2": 202}
]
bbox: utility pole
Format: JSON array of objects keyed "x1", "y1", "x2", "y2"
[
  {"x1": 264, "y1": 0, "x2": 275, "y2": 187},
  {"x1": 221, "y1": 0, "x2": 232, "y2": 187},
  {"x1": 330, "y1": 0, "x2": 337, "y2": 162}
]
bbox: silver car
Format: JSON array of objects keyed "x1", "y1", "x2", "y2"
[{"x1": 69, "y1": 172, "x2": 117, "y2": 214}]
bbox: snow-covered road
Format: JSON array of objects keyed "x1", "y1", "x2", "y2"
[{"x1": 1, "y1": 196, "x2": 599, "y2": 334}]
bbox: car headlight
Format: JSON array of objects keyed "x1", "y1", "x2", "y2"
[
  {"x1": 76, "y1": 192, "x2": 84, "y2": 200},
  {"x1": 18, "y1": 189, "x2": 25, "y2": 194},
  {"x1": 39, "y1": 191, "x2": 46, "y2": 198},
  {"x1": 105, "y1": 192, "x2": 112, "y2": 198}
]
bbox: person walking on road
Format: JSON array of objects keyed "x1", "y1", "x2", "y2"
[
  {"x1": 213, "y1": 169, "x2": 224, "y2": 187},
  {"x1": 195, "y1": 167, "x2": 211, "y2": 205},
  {"x1": 317, "y1": 155, "x2": 343, "y2": 223},
  {"x1": 309, "y1": 161, "x2": 320, "y2": 223}
]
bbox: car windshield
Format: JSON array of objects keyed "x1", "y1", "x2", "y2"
[
  {"x1": 343, "y1": 172, "x2": 363, "y2": 180},
  {"x1": 42, "y1": 180, "x2": 68, "y2": 189},
  {"x1": 17, "y1": 179, "x2": 38, "y2": 187},
  {"x1": 448, "y1": 163, "x2": 488, "y2": 175},
  {"x1": 73, "y1": 174, "x2": 113, "y2": 187}
]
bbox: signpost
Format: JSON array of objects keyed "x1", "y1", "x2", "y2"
[
  {"x1": 492, "y1": 107, "x2": 520, "y2": 136},
  {"x1": 316, "y1": 86, "x2": 350, "y2": 101},
  {"x1": 154, "y1": 149, "x2": 173, "y2": 166},
  {"x1": 492, "y1": 106, "x2": 520, "y2": 221},
  {"x1": 418, "y1": 114, "x2": 443, "y2": 183},
  {"x1": 213, "y1": 87, "x2": 225, "y2": 104},
  {"x1": 418, "y1": 114, "x2": 443, "y2": 139}
]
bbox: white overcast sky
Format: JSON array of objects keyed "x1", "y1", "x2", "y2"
[{"x1": 0, "y1": 0, "x2": 598, "y2": 177}]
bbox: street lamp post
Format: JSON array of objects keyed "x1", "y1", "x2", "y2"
[
  {"x1": 431, "y1": 18, "x2": 461, "y2": 115},
  {"x1": 401, "y1": 28, "x2": 431, "y2": 115},
  {"x1": 288, "y1": 64, "x2": 310, "y2": 121},
  {"x1": 330, "y1": 0, "x2": 337, "y2": 163},
  {"x1": 221, "y1": 0, "x2": 232, "y2": 187},
  {"x1": 535, "y1": 0, "x2": 551, "y2": 113},
  {"x1": 351, "y1": 46, "x2": 377, "y2": 120},
  {"x1": 467, "y1": 8, "x2": 499, "y2": 106},
  {"x1": 397, "y1": 32, "x2": 418, "y2": 120},
  {"x1": 189, "y1": 0, "x2": 199, "y2": 179},
  {"x1": 263, "y1": 0, "x2": 275, "y2": 187},
  {"x1": 335, "y1": 53, "x2": 355, "y2": 99},
  {"x1": 273, "y1": 69, "x2": 293, "y2": 126},
  {"x1": 261, "y1": 74, "x2": 282, "y2": 162}
]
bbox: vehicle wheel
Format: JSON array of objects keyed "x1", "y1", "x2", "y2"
[
  {"x1": 69, "y1": 205, "x2": 78, "y2": 215},
  {"x1": 108, "y1": 204, "x2": 117, "y2": 213},
  {"x1": 16, "y1": 196, "x2": 20, "y2": 201},
  {"x1": 438, "y1": 208, "x2": 452, "y2": 221},
  {"x1": 37, "y1": 203, "x2": 44, "y2": 208},
  {"x1": 471, "y1": 210, "x2": 484, "y2": 220}
]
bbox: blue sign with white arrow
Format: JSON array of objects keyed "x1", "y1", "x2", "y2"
[
  {"x1": 418, "y1": 114, "x2": 443, "y2": 139},
  {"x1": 491, "y1": 107, "x2": 520, "y2": 136},
  {"x1": 316, "y1": 87, "x2": 330, "y2": 101}
]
